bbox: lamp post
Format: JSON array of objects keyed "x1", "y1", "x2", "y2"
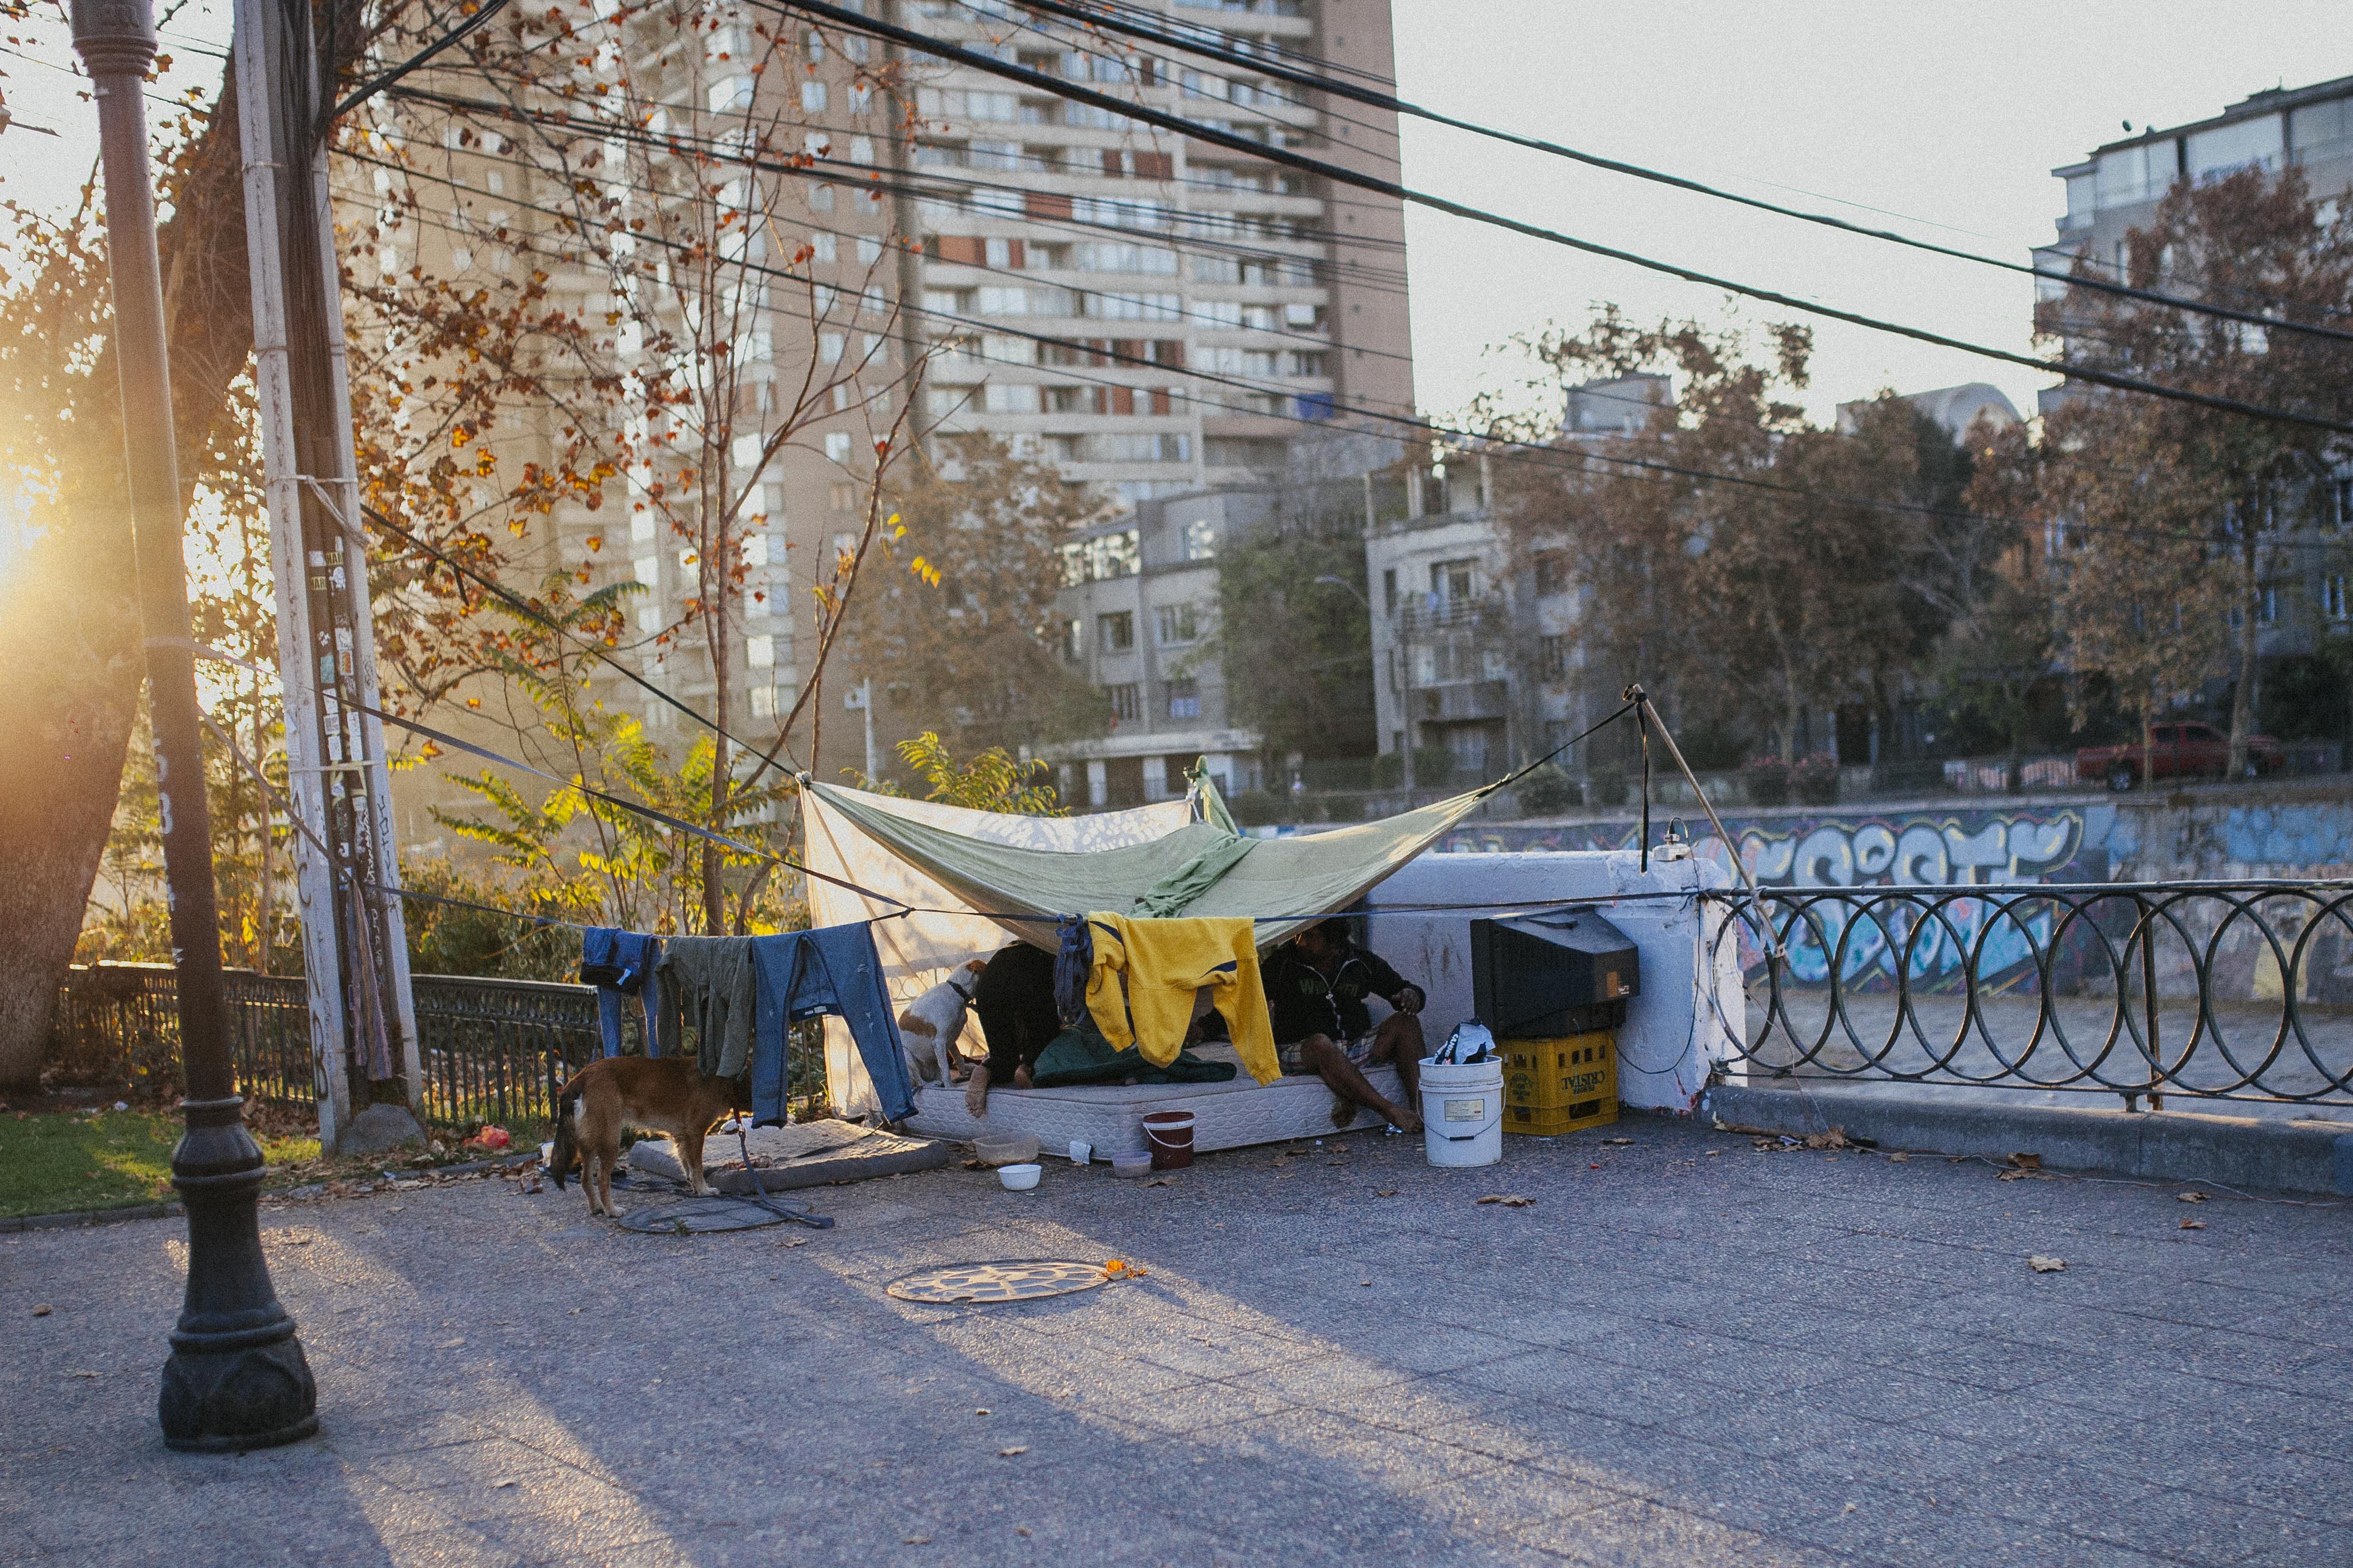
[
  {"x1": 70, "y1": 0, "x2": 317, "y2": 1450},
  {"x1": 1315, "y1": 574, "x2": 1412, "y2": 794}
]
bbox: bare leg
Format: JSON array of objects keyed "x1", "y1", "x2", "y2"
[
  {"x1": 1012, "y1": 1062, "x2": 1034, "y2": 1090},
  {"x1": 1372, "y1": 1013, "x2": 1426, "y2": 1108},
  {"x1": 1302, "y1": 1035, "x2": 1420, "y2": 1133},
  {"x1": 964, "y1": 1062, "x2": 993, "y2": 1119}
]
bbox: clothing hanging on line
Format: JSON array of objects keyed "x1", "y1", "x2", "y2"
[
  {"x1": 580, "y1": 928, "x2": 676, "y2": 1060},
  {"x1": 1082, "y1": 912, "x2": 1279, "y2": 1085},
  {"x1": 658, "y1": 937, "x2": 762, "y2": 1080},
  {"x1": 746, "y1": 924, "x2": 915, "y2": 1127}
]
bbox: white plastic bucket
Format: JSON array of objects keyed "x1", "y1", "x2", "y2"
[{"x1": 1418, "y1": 1056, "x2": 1504, "y2": 1168}]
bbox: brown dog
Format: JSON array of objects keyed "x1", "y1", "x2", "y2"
[{"x1": 548, "y1": 1057, "x2": 744, "y2": 1217}]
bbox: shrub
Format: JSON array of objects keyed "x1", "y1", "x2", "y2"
[
  {"x1": 1516, "y1": 765, "x2": 1584, "y2": 816},
  {"x1": 1228, "y1": 789, "x2": 1283, "y2": 827},
  {"x1": 1792, "y1": 753, "x2": 1842, "y2": 806},
  {"x1": 1588, "y1": 767, "x2": 1630, "y2": 807},
  {"x1": 1742, "y1": 756, "x2": 1791, "y2": 807}
]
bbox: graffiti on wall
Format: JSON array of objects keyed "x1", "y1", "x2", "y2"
[{"x1": 1439, "y1": 804, "x2": 2118, "y2": 889}]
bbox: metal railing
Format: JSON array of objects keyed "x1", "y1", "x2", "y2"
[
  {"x1": 1707, "y1": 882, "x2": 2353, "y2": 1105},
  {"x1": 51, "y1": 964, "x2": 603, "y2": 1129}
]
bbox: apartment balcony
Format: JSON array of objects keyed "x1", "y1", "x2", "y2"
[
  {"x1": 1413, "y1": 680, "x2": 1509, "y2": 724},
  {"x1": 1394, "y1": 595, "x2": 1498, "y2": 635}
]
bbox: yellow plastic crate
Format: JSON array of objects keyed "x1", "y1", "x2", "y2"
[{"x1": 1502, "y1": 1032, "x2": 1618, "y2": 1135}]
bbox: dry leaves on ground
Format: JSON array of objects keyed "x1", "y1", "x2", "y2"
[
  {"x1": 31, "y1": 1305, "x2": 51, "y2": 1317},
  {"x1": 1601, "y1": 1137, "x2": 1633, "y2": 1146},
  {"x1": 2180, "y1": 1219, "x2": 2206, "y2": 1230},
  {"x1": 1477, "y1": 1195, "x2": 1535, "y2": 1208},
  {"x1": 997, "y1": 1447, "x2": 1028, "y2": 1458},
  {"x1": 2028, "y1": 1256, "x2": 2067, "y2": 1273},
  {"x1": 1886, "y1": 1152, "x2": 1911, "y2": 1163},
  {"x1": 1375, "y1": 1188, "x2": 1399, "y2": 1197},
  {"x1": 2177, "y1": 1191, "x2": 2208, "y2": 1203}
]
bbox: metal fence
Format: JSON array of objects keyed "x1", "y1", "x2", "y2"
[
  {"x1": 51, "y1": 964, "x2": 603, "y2": 1129},
  {"x1": 1708, "y1": 882, "x2": 2353, "y2": 1106}
]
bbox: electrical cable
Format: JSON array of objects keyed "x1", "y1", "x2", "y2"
[
  {"x1": 759, "y1": 0, "x2": 2353, "y2": 437},
  {"x1": 1000, "y1": 0, "x2": 2353, "y2": 348},
  {"x1": 341, "y1": 139, "x2": 2248, "y2": 549},
  {"x1": 332, "y1": 0, "x2": 513, "y2": 121}
]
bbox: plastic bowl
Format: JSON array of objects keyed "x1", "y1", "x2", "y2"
[
  {"x1": 1109, "y1": 1151, "x2": 1154, "y2": 1180},
  {"x1": 997, "y1": 1162, "x2": 1042, "y2": 1191},
  {"x1": 974, "y1": 1132, "x2": 1040, "y2": 1168}
]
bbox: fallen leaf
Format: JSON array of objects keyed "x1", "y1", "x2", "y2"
[
  {"x1": 997, "y1": 1446, "x2": 1028, "y2": 1458},
  {"x1": 1477, "y1": 1195, "x2": 1535, "y2": 1208},
  {"x1": 491, "y1": 1479, "x2": 518, "y2": 1490},
  {"x1": 1803, "y1": 1129, "x2": 1849, "y2": 1150},
  {"x1": 71, "y1": 1369, "x2": 98, "y2": 1379},
  {"x1": 1704, "y1": 1150, "x2": 1722, "y2": 1157},
  {"x1": 1358, "y1": 1279, "x2": 1372, "y2": 1287},
  {"x1": 1016, "y1": 1527, "x2": 1032, "y2": 1538},
  {"x1": 904, "y1": 1535, "x2": 932, "y2": 1545},
  {"x1": 2010, "y1": 1152, "x2": 2043, "y2": 1170},
  {"x1": 2180, "y1": 1219, "x2": 2206, "y2": 1231},
  {"x1": 32, "y1": 1305, "x2": 51, "y2": 1317},
  {"x1": 2028, "y1": 1256, "x2": 2067, "y2": 1273},
  {"x1": 1601, "y1": 1137, "x2": 1633, "y2": 1146},
  {"x1": 1375, "y1": 1189, "x2": 1398, "y2": 1197},
  {"x1": 1142, "y1": 1178, "x2": 1172, "y2": 1187},
  {"x1": 778, "y1": 1236, "x2": 810, "y2": 1248},
  {"x1": 976, "y1": 1408, "x2": 991, "y2": 1416},
  {"x1": 436, "y1": 1337, "x2": 465, "y2": 1349},
  {"x1": 2177, "y1": 1191, "x2": 2208, "y2": 1204},
  {"x1": 1886, "y1": 1152, "x2": 1911, "y2": 1163}
]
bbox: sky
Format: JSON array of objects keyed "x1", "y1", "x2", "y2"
[{"x1": 4, "y1": 2, "x2": 2351, "y2": 431}]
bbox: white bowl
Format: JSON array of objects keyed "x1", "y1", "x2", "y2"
[{"x1": 997, "y1": 1162, "x2": 1042, "y2": 1191}]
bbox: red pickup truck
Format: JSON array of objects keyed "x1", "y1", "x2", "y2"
[{"x1": 2076, "y1": 722, "x2": 2280, "y2": 789}]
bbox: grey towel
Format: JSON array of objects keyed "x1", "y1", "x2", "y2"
[{"x1": 658, "y1": 936, "x2": 759, "y2": 1080}]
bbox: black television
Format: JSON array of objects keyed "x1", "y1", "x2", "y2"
[{"x1": 1469, "y1": 908, "x2": 1640, "y2": 1038}]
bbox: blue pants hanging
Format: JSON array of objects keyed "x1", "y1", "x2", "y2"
[
  {"x1": 747, "y1": 924, "x2": 914, "y2": 1126},
  {"x1": 580, "y1": 928, "x2": 677, "y2": 1059}
]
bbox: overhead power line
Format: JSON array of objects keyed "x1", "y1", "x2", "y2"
[
  {"x1": 761, "y1": 0, "x2": 2353, "y2": 438},
  {"x1": 343, "y1": 137, "x2": 2241, "y2": 554},
  {"x1": 333, "y1": 0, "x2": 512, "y2": 120},
  {"x1": 1002, "y1": 0, "x2": 2353, "y2": 348}
]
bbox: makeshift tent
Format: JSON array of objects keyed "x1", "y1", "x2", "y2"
[{"x1": 800, "y1": 772, "x2": 1494, "y2": 1117}]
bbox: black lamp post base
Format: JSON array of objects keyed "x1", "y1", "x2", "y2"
[
  {"x1": 160, "y1": 1340, "x2": 320, "y2": 1452},
  {"x1": 158, "y1": 1096, "x2": 319, "y2": 1452}
]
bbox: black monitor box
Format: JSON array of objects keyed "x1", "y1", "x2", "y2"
[{"x1": 1469, "y1": 908, "x2": 1640, "y2": 1038}]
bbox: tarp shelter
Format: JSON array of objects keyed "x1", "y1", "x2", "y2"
[{"x1": 800, "y1": 773, "x2": 1494, "y2": 1118}]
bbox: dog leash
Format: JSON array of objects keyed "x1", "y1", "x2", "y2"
[{"x1": 726, "y1": 1121, "x2": 835, "y2": 1229}]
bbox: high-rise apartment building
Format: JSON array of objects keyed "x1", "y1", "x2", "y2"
[{"x1": 372, "y1": 0, "x2": 1416, "y2": 851}]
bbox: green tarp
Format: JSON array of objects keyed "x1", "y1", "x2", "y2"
[{"x1": 803, "y1": 775, "x2": 1497, "y2": 950}]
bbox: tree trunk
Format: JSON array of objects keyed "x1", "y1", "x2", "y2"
[
  {"x1": 2226, "y1": 528, "x2": 2260, "y2": 778},
  {"x1": 0, "y1": 83, "x2": 253, "y2": 1085}
]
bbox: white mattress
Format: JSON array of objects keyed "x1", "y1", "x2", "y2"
[{"x1": 900, "y1": 1046, "x2": 1404, "y2": 1155}]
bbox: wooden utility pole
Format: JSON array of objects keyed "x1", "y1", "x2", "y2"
[{"x1": 234, "y1": 0, "x2": 421, "y2": 1150}]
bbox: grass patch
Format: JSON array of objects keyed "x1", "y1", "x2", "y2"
[{"x1": 0, "y1": 1109, "x2": 321, "y2": 1219}]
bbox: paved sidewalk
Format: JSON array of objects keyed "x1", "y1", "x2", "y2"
[{"x1": 3, "y1": 1117, "x2": 2348, "y2": 1567}]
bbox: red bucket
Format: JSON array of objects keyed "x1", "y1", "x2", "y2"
[{"x1": 1141, "y1": 1110, "x2": 1196, "y2": 1170}]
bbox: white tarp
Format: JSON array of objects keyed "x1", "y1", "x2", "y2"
[{"x1": 802, "y1": 785, "x2": 1194, "y2": 1118}]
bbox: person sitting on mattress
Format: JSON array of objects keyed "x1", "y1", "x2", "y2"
[
  {"x1": 1261, "y1": 917, "x2": 1425, "y2": 1133},
  {"x1": 965, "y1": 942, "x2": 1062, "y2": 1118}
]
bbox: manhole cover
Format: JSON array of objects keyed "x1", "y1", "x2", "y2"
[{"x1": 886, "y1": 1260, "x2": 1112, "y2": 1304}]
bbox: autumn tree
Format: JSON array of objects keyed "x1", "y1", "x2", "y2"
[
  {"x1": 834, "y1": 434, "x2": 1110, "y2": 768},
  {"x1": 2036, "y1": 164, "x2": 2353, "y2": 773}
]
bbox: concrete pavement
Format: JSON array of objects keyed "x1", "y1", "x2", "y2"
[{"x1": 3, "y1": 1116, "x2": 2348, "y2": 1567}]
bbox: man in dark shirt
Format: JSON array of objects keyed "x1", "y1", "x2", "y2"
[
  {"x1": 965, "y1": 942, "x2": 1062, "y2": 1118},
  {"x1": 1260, "y1": 917, "x2": 1425, "y2": 1133}
]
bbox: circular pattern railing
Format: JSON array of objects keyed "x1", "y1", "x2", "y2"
[{"x1": 1704, "y1": 882, "x2": 2353, "y2": 1104}]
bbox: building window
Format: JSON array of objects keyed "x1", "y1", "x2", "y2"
[
  {"x1": 829, "y1": 481, "x2": 857, "y2": 512},
  {"x1": 1432, "y1": 559, "x2": 1476, "y2": 603},
  {"x1": 1382, "y1": 567, "x2": 1397, "y2": 614},
  {"x1": 1183, "y1": 518, "x2": 1217, "y2": 561},
  {"x1": 1155, "y1": 602, "x2": 1197, "y2": 645},
  {"x1": 1106, "y1": 683, "x2": 1140, "y2": 722},
  {"x1": 801, "y1": 80, "x2": 828, "y2": 112},
  {"x1": 1539, "y1": 634, "x2": 1570, "y2": 680},
  {"x1": 1166, "y1": 677, "x2": 1201, "y2": 720},
  {"x1": 1533, "y1": 553, "x2": 1568, "y2": 597},
  {"x1": 2325, "y1": 574, "x2": 2350, "y2": 622},
  {"x1": 1062, "y1": 617, "x2": 1084, "y2": 660},
  {"x1": 1098, "y1": 611, "x2": 1135, "y2": 651},
  {"x1": 745, "y1": 634, "x2": 775, "y2": 669},
  {"x1": 2259, "y1": 586, "x2": 2278, "y2": 625},
  {"x1": 825, "y1": 431, "x2": 853, "y2": 462},
  {"x1": 2336, "y1": 477, "x2": 2353, "y2": 530}
]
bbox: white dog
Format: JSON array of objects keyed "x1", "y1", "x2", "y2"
[{"x1": 897, "y1": 958, "x2": 987, "y2": 1089}]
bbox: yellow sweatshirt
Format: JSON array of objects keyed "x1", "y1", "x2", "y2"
[{"x1": 1084, "y1": 912, "x2": 1279, "y2": 1085}]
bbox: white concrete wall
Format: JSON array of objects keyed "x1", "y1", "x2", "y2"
[{"x1": 1361, "y1": 851, "x2": 1742, "y2": 1114}]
